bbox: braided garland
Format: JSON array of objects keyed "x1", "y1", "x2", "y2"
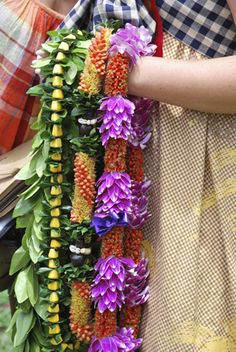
[{"x1": 11, "y1": 23, "x2": 155, "y2": 352}]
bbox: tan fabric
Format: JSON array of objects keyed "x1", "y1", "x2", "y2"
[{"x1": 141, "y1": 32, "x2": 236, "y2": 352}]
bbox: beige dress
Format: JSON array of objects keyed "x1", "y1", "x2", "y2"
[{"x1": 141, "y1": 32, "x2": 236, "y2": 352}]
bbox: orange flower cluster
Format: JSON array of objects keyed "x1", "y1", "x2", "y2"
[
  {"x1": 79, "y1": 27, "x2": 112, "y2": 95},
  {"x1": 120, "y1": 306, "x2": 142, "y2": 339},
  {"x1": 71, "y1": 152, "x2": 96, "y2": 223},
  {"x1": 70, "y1": 281, "x2": 93, "y2": 343},
  {"x1": 127, "y1": 147, "x2": 144, "y2": 181},
  {"x1": 104, "y1": 138, "x2": 127, "y2": 172},
  {"x1": 90, "y1": 27, "x2": 113, "y2": 77},
  {"x1": 123, "y1": 228, "x2": 142, "y2": 264},
  {"x1": 121, "y1": 146, "x2": 145, "y2": 335},
  {"x1": 101, "y1": 227, "x2": 124, "y2": 258},
  {"x1": 104, "y1": 53, "x2": 130, "y2": 96},
  {"x1": 94, "y1": 310, "x2": 117, "y2": 339}
]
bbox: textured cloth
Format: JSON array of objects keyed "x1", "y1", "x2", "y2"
[
  {"x1": 0, "y1": 0, "x2": 62, "y2": 154},
  {"x1": 59, "y1": 0, "x2": 156, "y2": 35},
  {"x1": 156, "y1": 0, "x2": 236, "y2": 58},
  {"x1": 141, "y1": 31, "x2": 236, "y2": 351}
]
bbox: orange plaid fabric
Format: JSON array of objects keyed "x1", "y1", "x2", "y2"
[{"x1": 0, "y1": 0, "x2": 63, "y2": 154}]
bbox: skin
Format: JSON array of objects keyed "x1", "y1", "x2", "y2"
[
  {"x1": 128, "y1": 0, "x2": 236, "y2": 115},
  {"x1": 128, "y1": 55, "x2": 236, "y2": 114},
  {"x1": 39, "y1": 0, "x2": 77, "y2": 16}
]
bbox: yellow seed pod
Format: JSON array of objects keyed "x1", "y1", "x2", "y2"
[
  {"x1": 51, "y1": 153, "x2": 62, "y2": 161},
  {"x1": 50, "y1": 208, "x2": 61, "y2": 217},
  {"x1": 53, "y1": 64, "x2": 64, "y2": 75},
  {"x1": 49, "y1": 163, "x2": 62, "y2": 173},
  {"x1": 50, "y1": 239, "x2": 61, "y2": 249},
  {"x1": 48, "y1": 304, "x2": 60, "y2": 313},
  {"x1": 48, "y1": 259, "x2": 57, "y2": 269},
  {"x1": 52, "y1": 125, "x2": 63, "y2": 137},
  {"x1": 49, "y1": 292, "x2": 59, "y2": 303},
  {"x1": 52, "y1": 89, "x2": 64, "y2": 99},
  {"x1": 51, "y1": 100, "x2": 62, "y2": 111},
  {"x1": 64, "y1": 34, "x2": 76, "y2": 40},
  {"x1": 52, "y1": 76, "x2": 63, "y2": 87},
  {"x1": 49, "y1": 198, "x2": 62, "y2": 207},
  {"x1": 56, "y1": 52, "x2": 66, "y2": 61},
  {"x1": 58, "y1": 41, "x2": 70, "y2": 51},
  {"x1": 50, "y1": 186, "x2": 62, "y2": 196},
  {"x1": 50, "y1": 138, "x2": 62, "y2": 149},
  {"x1": 74, "y1": 341, "x2": 80, "y2": 350},
  {"x1": 48, "y1": 314, "x2": 60, "y2": 323},
  {"x1": 50, "y1": 217, "x2": 60, "y2": 228},
  {"x1": 48, "y1": 281, "x2": 60, "y2": 291},
  {"x1": 50, "y1": 229, "x2": 61, "y2": 238},
  {"x1": 49, "y1": 324, "x2": 61, "y2": 335},
  {"x1": 51, "y1": 114, "x2": 61, "y2": 123},
  {"x1": 57, "y1": 174, "x2": 63, "y2": 184},
  {"x1": 48, "y1": 269, "x2": 59, "y2": 279},
  {"x1": 48, "y1": 248, "x2": 59, "y2": 259}
]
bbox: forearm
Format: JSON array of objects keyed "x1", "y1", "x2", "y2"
[{"x1": 128, "y1": 56, "x2": 236, "y2": 114}]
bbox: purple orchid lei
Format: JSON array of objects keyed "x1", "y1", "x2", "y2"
[{"x1": 89, "y1": 23, "x2": 155, "y2": 352}]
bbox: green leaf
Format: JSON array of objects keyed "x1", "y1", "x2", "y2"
[
  {"x1": 27, "y1": 85, "x2": 44, "y2": 96},
  {"x1": 27, "y1": 236, "x2": 42, "y2": 263},
  {"x1": 41, "y1": 42, "x2": 57, "y2": 53},
  {"x1": 20, "y1": 178, "x2": 41, "y2": 200},
  {"x1": 14, "y1": 309, "x2": 35, "y2": 347},
  {"x1": 32, "y1": 133, "x2": 43, "y2": 149},
  {"x1": 13, "y1": 193, "x2": 39, "y2": 217},
  {"x1": 15, "y1": 161, "x2": 35, "y2": 181},
  {"x1": 10, "y1": 246, "x2": 30, "y2": 276},
  {"x1": 64, "y1": 61, "x2": 78, "y2": 85},
  {"x1": 15, "y1": 269, "x2": 28, "y2": 303},
  {"x1": 34, "y1": 301, "x2": 48, "y2": 321},
  {"x1": 32, "y1": 57, "x2": 51, "y2": 68},
  {"x1": 26, "y1": 265, "x2": 39, "y2": 306}
]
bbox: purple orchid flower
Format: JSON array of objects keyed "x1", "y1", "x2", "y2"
[
  {"x1": 129, "y1": 97, "x2": 153, "y2": 149},
  {"x1": 99, "y1": 96, "x2": 135, "y2": 147},
  {"x1": 89, "y1": 327, "x2": 142, "y2": 352},
  {"x1": 128, "y1": 179, "x2": 151, "y2": 229},
  {"x1": 91, "y1": 256, "x2": 135, "y2": 313},
  {"x1": 109, "y1": 23, "x2": 156, "y2": 64},
  {"x1": 94, "y1": 172, "x2": 132, "y2": 218},
  {"x1": 124, "y1": 258, "x2": 150, "y2": 306}
]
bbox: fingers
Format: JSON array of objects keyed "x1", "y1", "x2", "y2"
[{"x1": 33, "y1": 48, "x2": 48, "y2": 78}]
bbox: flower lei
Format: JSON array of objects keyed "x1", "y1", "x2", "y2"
[{"x1": 10, "y1": 23, "x2": 155, "y2": 352}]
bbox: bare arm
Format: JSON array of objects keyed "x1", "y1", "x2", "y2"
[
  {"x1": 227, "y1": 0, "x2": 236, "y2": 24},
  {"x1": 128, "y1": 55, "x2": 236, "y2": 114}
]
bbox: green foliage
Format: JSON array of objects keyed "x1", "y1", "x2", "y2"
[{"x1": 10, "y1": 28, "x2": 99, "y2": 352}]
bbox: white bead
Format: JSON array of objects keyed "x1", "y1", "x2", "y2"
[
  {"x1": 80, "y1": 248, "x2": 86, "y2": 254},
  {"x1": 69, "y1": 245, "x2": 76, "y2": 253},
  {"x1": 84, "y1": 248, "x2": 91, "y2": 255},
  {"x1": 75, "y1": 248, "x2": 81, "y2": 254}
]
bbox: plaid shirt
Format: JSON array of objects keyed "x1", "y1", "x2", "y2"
[
  {"x1": 59, "y1": 0, "x2": 156, "y2": 35},
  {"x1": 60, "y1": 0, "x2": 236, "y2": 58},
  {"x1": 156, "y1": 0, "x2": 236, "y2": 57}
]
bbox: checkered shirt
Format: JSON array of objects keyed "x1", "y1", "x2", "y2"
[
  {"x1": 156, "y1": 0, "x2": 236, "y2": 57},
  {"x1": 59, "y1": 0, "x2": 156, "y2": 35}
]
